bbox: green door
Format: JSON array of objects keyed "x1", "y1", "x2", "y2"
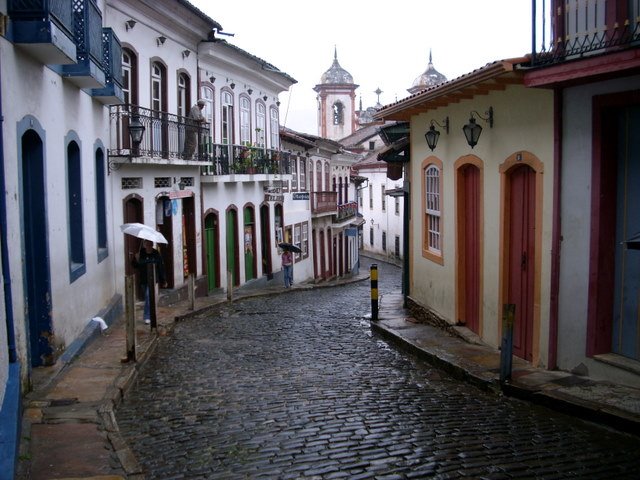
[
  {"x1": 226, "y1": 209, "x2": 238, "y2": 286},
  {"x1": 205, "y1": 213, "x2": 218, "y2": 290}
]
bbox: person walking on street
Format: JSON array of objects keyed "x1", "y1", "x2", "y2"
[
  {"x1": 133, "y1": 240, "x2": 167, "y2": 323},
  {"x1": 281, "y1": 250, "x2": 293, "y2": 288},
  {"x1": 183, "y1": 99, "x2": 206, "y2": 159}
]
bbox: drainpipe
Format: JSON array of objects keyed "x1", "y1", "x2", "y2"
[
  {"x1": 402, "y1": 163, "x2": 410, "y2": 307},
  {"x1": 548, "y1": 87, "x2": 563, "y2": 370},
  {"x1": 0, "y1": 60, "x2": 17, "y2": 363}
]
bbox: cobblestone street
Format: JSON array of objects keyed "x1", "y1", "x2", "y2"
[{"x1": 116, "y1": 260, "x2": 640, "y2": 479}]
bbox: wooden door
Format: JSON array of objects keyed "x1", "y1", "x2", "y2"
[
  {"x1": 458, "y1": 164, "x2": 480, "y2": 334},
  {"x1": 22, "y1": 130, "x2": 53, "y2": 366},
  {"x1": 507, "y1": 165, "x2": 536, "y2": 361},
  {"x1": 613, "y1": 106, "x2": 640, "y2": 360},
  {"x1": 226, "y1": 209, "x2": 239, "y2": 286}
]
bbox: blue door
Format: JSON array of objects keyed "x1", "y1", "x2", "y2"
[
  {"x1": 22, "y1": 130, "x2": 53, "y2": 366},
  {"x1": 612, "y1": 106, "x2": 640, "y2": 360}
]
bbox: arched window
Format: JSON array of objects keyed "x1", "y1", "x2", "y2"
[
  {"x1": 424, "y1": 164, "x2": 441, "y2": 255},
  {"x1": 256, "y1": 102, "x2": 266, "y2": 146},
  {"x1": 68, "y1": 140, "x2": 85, "y2": 281},
  {"x1": 122, "y1": 48, "x2": 139, "y2": 105},
  {"x1": 333, "y1": 102, "x2": 344, "y2": 125},
  {"x1": 95, "y1": 147, "x2": 107, "y2": 262},
  {"x1": 240, "y1": 96, "x2": 251, "y2": 145},
  {"x1": 269, "y1": 107, "x2": 279, "y2": 149},
  {"x1": 200, "y1": 85, "x2": 215, "y2": 140},
  {"x1": 316, "y1": 160, "x2": 322, "y2": 191},
  {"x1": 151, "y1": 62, "x2": 166, "y2": 152},
  {"x1": 324, "y1": 161, "x2": 330, "y2": 192},
  {"x1": 221, "y1": 90, "x2": 234, "y2": 145},
  {"x1": 177, "y1": 72, "x2": 189, "y2": 119}
]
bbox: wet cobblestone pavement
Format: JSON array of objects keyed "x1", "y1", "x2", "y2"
[{"x1": 116, "y1": 260, "x2": 640, "y2": 479}]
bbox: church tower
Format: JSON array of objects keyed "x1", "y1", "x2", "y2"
[
  {"x1": 314, "y1": 47, "x2": 359, "y2": 140},
  {"x1": 408, "y1": 50, "x2": 447, "y2": 94}
]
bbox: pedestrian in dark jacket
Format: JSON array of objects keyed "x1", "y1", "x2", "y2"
[{"x1": 132, "y1": 240, "x2": 167, "y2": 323}]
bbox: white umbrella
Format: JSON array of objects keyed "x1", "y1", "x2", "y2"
[{"x1": 120, "y1": 223, "x2": 168, "y2": 244}]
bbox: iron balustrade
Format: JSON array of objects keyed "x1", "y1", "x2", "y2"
[
  {"x1": 311, "y1": 191, "x2": 338, "y2": 214},
  {"x1": 109, "y1": 104, "x2": 211, "y2": 161},
  {"x1": 530, "y1": 0, "x2": 640, "y2": 67},
  {"x1": 334, "y1": 201, "x2": 358, "y2": 222},
  {"x1": 109, "y1": 105, "x2": 291, "y2": 176},
  {"x1": 200, "y1": 145, "x2": 288, "y2": 175}
]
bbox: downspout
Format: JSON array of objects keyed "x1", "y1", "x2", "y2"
[
  {"x1": 402, "y1": 163, "x2": 410, "y2": 307},
  {"x1": 0, "y1": 59, "x2": 17, "y2": 363},
  {"x1": 548, "y1": 87, "x2": 563, "y2": 370}
]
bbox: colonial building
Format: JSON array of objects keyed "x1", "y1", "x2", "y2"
[
  {"x1": 375, "y1": 59, "x2": 555, "y2": 368},
  {"x1": 523, "y1": 0, "x2": 640, "y2": 385},
  {"x1": 0, "y1": 1, "x2": 298, "y2": 474}
]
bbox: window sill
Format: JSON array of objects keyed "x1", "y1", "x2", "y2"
[{"x1": 422, "y1": 248, "x2": 444, "y2": 265}]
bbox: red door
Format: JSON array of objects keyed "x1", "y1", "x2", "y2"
[
  {"x1": 459, "y1": 164, "x2": 480, "y2": 334},
  {"x1": 507, "y1": 165, "x2": 536, "y2": 361}
]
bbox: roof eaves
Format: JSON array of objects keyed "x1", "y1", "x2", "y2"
[{"x1": 373, "y1": 57, "x2": 527, "y2": 120}]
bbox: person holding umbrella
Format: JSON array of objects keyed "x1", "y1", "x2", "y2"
[
  {"x1": 132, "y1": 240, "x2": 167, "y2": 323},
  {"x1": 281, "y1": 249, "x2": 293, "y2": 288},
  {"x1": 279, "y1": 242, "x2": 301, "y2": 288}
]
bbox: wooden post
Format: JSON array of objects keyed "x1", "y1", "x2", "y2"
[
  {"x1": 188, "y1": 273, "x2": 195, "y2": 310},
  {"x1": 124, "y1": 275, "x2": 136, "y2": 362},
  {"x1": 227, "y1": 269, "x2": 233, "y2": 301},
  {"x1": 147, "y1": 263, "x2": 157, "y2": 329},
  {"x1": 500, "y1": 304, "x2": 515, "y2": 383}
]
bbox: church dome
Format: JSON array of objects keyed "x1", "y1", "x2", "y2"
[
  {"x1": 408, "y1": 51, "x2": 447, "y2": 94},
  {"x1": 320, "y1": 48, "x2": 354, "y2": 84}
]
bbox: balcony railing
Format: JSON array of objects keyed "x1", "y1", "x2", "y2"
[
  {"x1": 311, "y1": 191, "x2": 338, "y2": 214},
  {"x1": 334, "y1": 201, "x2": 358, "y2": 223},
  {"x1": 91, "y1": 28, "x2": 123, "y2": 103},
  {"x1": 60, "y1": 0, "x2": 105, "y2": 87},
  {"x1": 200, "y1": 145, "x2": 288, "y2": 176},
  {"x1": 530, "y1": 0, "x2": 640, "y2": 66},
  {"x1": 108, "y1": 104, "x2": 291, "y2": 176},
  {"x1": 109, "y1": 104, "x2": 211, "y2": 162}
]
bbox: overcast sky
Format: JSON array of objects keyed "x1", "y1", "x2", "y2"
[{"x1": 190, "y1": 1, "x2": 539, "y2": 135}]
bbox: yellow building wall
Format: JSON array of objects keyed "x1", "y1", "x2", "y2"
[{"x1": 408, "y1": 84, "x2": 554, "y2": 366}]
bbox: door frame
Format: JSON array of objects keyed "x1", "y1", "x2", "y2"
[
  {"x1": 499, "y1": 152, "x2": 544, "y2": 365},
  {"x1": 454, "y1": 155, "x2": 484, "y2": 335}
]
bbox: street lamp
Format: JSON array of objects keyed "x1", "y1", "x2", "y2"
[
  {"x1": 463, "y1": 107, "x2": 493, "y2": 148},
  {"x1": 129, "y1": 115, "x2": 145, "y2": 156},
  {"x1": 424, "y1": 117, "x2": 449, "y2": 151}
]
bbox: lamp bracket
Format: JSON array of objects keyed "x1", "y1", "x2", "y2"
[
  {"x1": 470, "y1": 107, "x2": 493, "y2": 128},
  {"x1": 430, "y1": 116, "x2": 449, "y2": 134}
]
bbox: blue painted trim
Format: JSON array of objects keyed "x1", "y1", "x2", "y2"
[{"x1": 0, "y1": 364, "x2": 22, "y2": 480}]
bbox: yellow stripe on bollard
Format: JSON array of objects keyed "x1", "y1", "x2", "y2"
[{"x1": 370, "y1": 264, "x2": 379, "y2": 321}]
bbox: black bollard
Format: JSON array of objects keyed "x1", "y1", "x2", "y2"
[{"x1": 370, "y1": 264, "x2": 378, "y2": 321}]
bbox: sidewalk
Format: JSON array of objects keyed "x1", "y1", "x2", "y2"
[
  {"x1": 16, "y1": 270, "x2": 640, "y2": 479},
  {"x1": 372, "y1": 291, "x2": 640, "y2": 437}
]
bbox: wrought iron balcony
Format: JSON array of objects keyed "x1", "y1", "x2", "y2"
[
  {"x1": 108, "y1": 105, "x2": 291, "y2": 178},
  {"x1": 333, "y1": 201, "x2": 358, "y2": 224},
  {"x1": 8, "y1": 0, "x2": 77, "y2": 65},
  {"x1": 108, "y1": 104, "x2": 212, "y2": 167},
  {"x1": 311, "y1": 191, "x2": 338, "y2": 215},
  {"x1": 59, "y1": 0, "x2": 105, "y2": 88},
  {"x1": 91, "y1": 28, "x2": 124, "y2": 104},
  {"x1": 530, "y1": 0, "x2": 640, "y2": 67},
  {"x1": 200, "y1": 145, "x2": 290, "y2": 176}
]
